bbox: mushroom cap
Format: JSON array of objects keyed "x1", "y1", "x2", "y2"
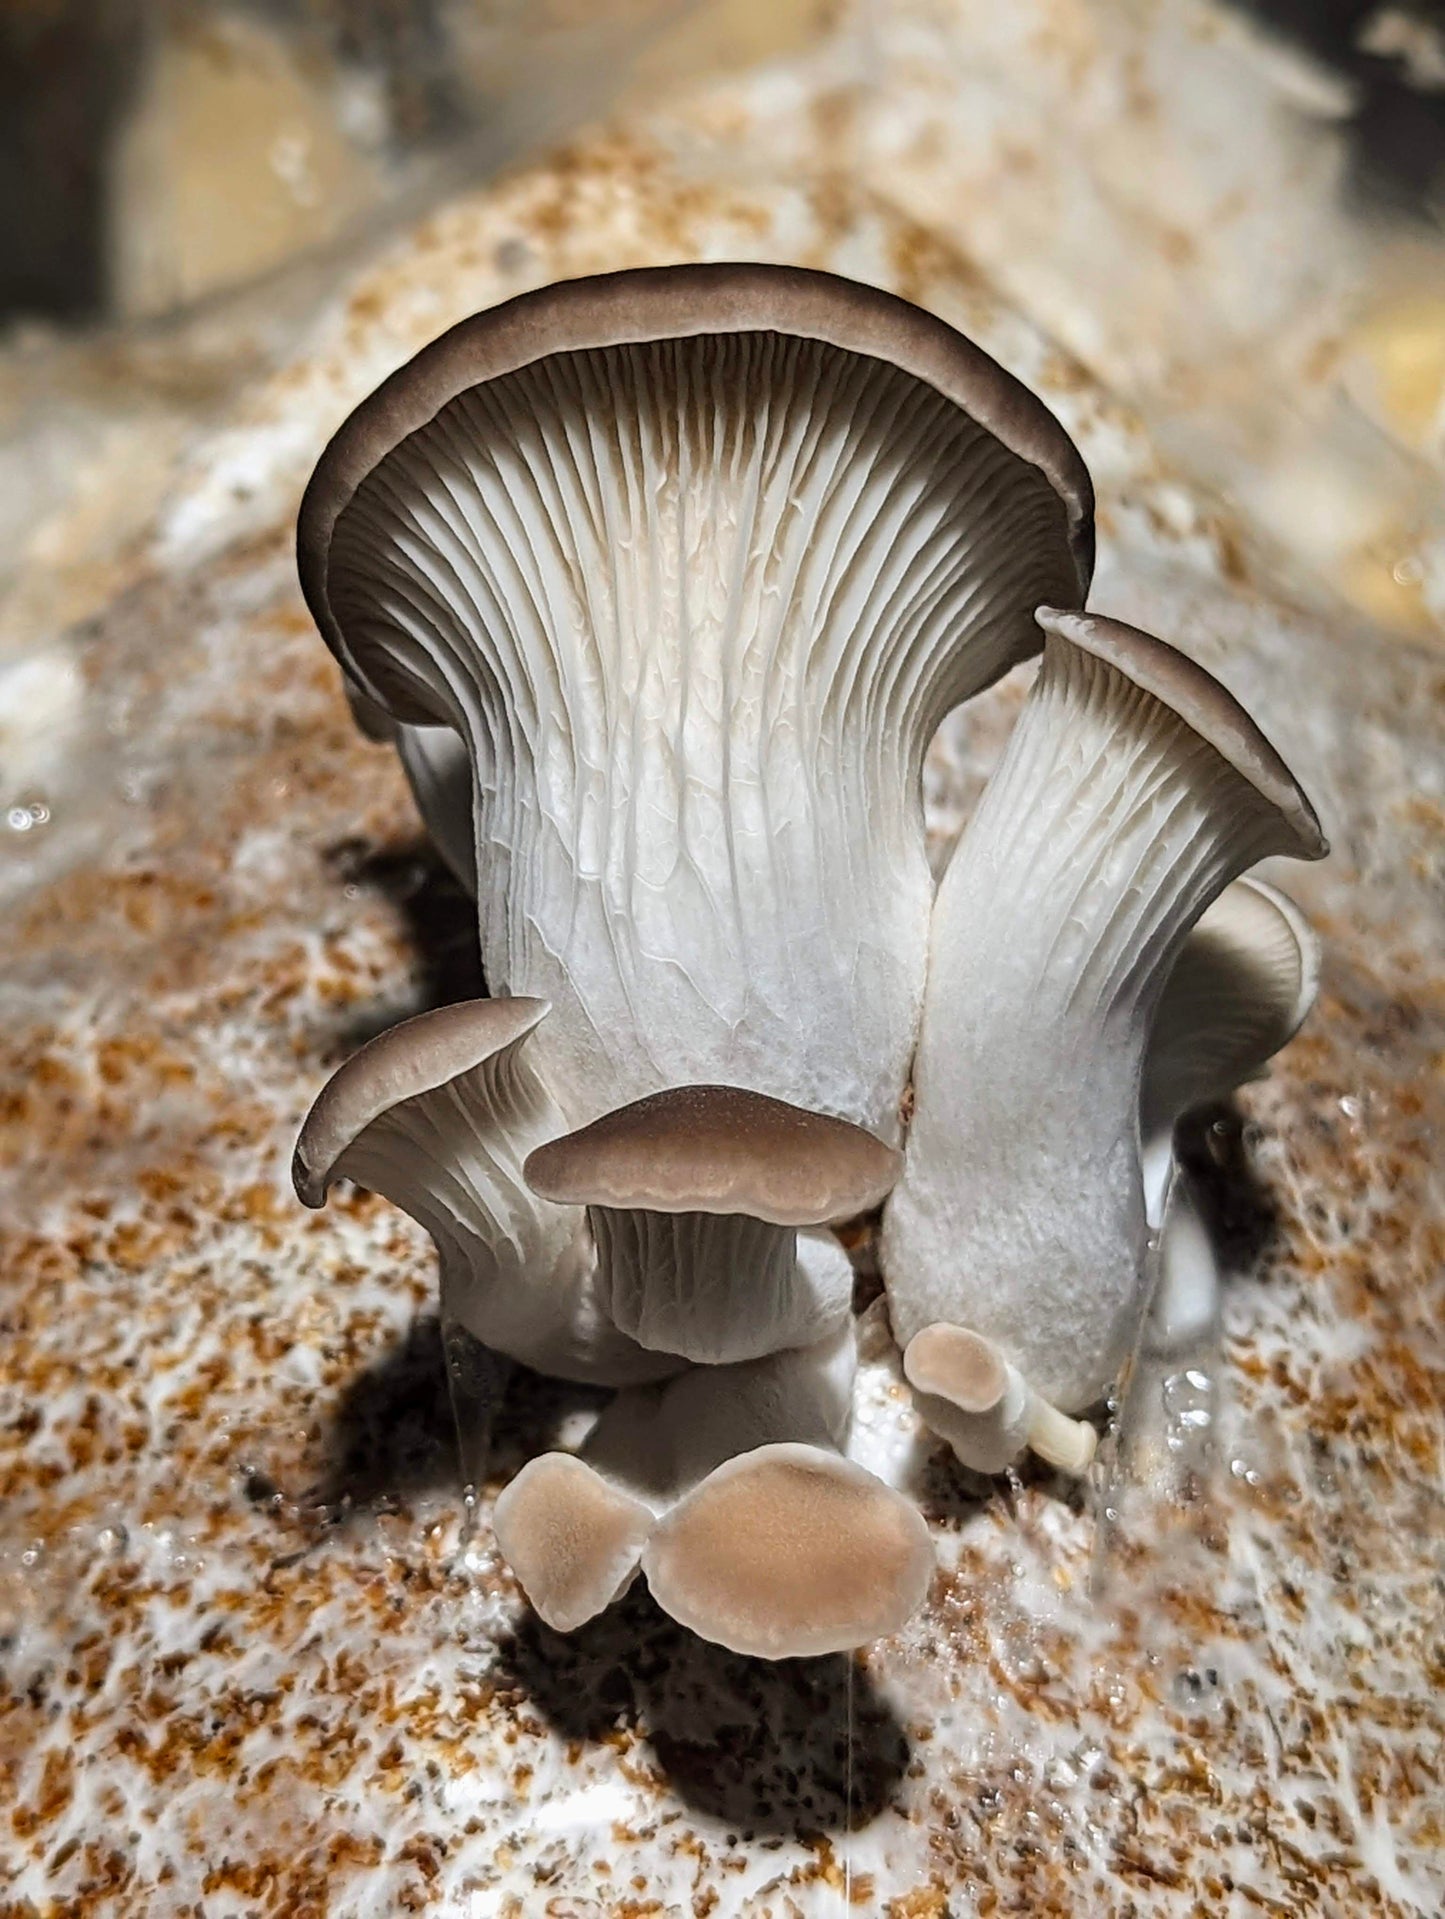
[
  {"x1": 293, "y1": 997, "x2": 548, "y2": 1207},
  {"x1": 641, "y1": 1442, "x2": 935, "y2": 1658},
  {"x1": 492, "y1": 1452, "x2": 654, "y2": 1634},
  {"x1": 902, "y1": 1323, "x2": 1010, "y2": 1413},
  {"x1": 1035, "y1": 607, "x2": 1328, "y2": 861},
  {"x1": 523, "y1": 1084, "x2": 901, "y2": 1226},
  {"x1": 300, "y1": 267, "x2": 1095, "y2": 709}
]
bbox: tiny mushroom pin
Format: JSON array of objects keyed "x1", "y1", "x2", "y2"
[
  {"x1": 297, "y1": 263, "x2": 1092, "y2": 1140},
  {"x1": 882, "y1": 608, "x2": 1327, "y2": 1476}
]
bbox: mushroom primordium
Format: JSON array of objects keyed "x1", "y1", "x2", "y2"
[
  {"x1": 881, "y1": 608, "x2": 1327, "y2": 1475},
  {"x1": 494, "y1": 1326, "x2": 935, "y2": 1655},
  {"x1": 294, "y1": 998, "x2": 679, "y2": 1479},
  {"x1": 1142, "y1": 875, "x2": 1320, "y2": 1350},
  {"x1": 523, "y1": 1083, "x2": 899, "y2": 1365},
  {"x1": 297, "y1": 263, "x2": 1092, "y2": 1141}
]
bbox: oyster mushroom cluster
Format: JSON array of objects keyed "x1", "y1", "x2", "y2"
[{"x1": 293, "y1": 265, "x2": 1325, "y2": 1659}]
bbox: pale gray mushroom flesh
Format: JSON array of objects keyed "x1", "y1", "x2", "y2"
[
  {"x1": 298, "y1": 262, "x2": 1092, "y2": 1141},
  {"x1": 881, "y1": 608, "x2": 1327, "y2": 1478}
]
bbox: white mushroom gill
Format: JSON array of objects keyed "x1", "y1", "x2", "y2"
[
  {"x1": 882, "y1": 608, "x2": 1327, "y2": 1466},
  {"x1": 1142, "y1": 874, "x2": 1320, "y2": 1223},
  {"x1": 340, "y1": 674, "x2": 475, "y2": 893},
  {"x1": 300, "y1": 266, "x2": 1090, "y2": 1137},
  {"x1": 294, "y1": 998, "x2": 676, "y2": 1391}
]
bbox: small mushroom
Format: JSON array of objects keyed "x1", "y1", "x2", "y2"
[
  {"x1": 524, "y1": 1084, "x2": 899, "y2": 1364},
  {"x1": 295, "y1": 998, "x2": 678, "y2": 1479},
  {"x1": 340, "y1": 676, "x2": 475, "y2": 893},
  {"x1": 901, "y1": 1323, "x2": 1098, "y2": 1476},
  {"x1": 1142, "y1": 873, "x2": 1320, "y2": 1221},
  {"x1": 1142, "y1": 875, "x2": 1320, "y2": 1350},
  {"x1": 298, "y1": 264, "x2": 1092, "y2": 1140},
  {"x1": 491, "y1": 1449, "x2": 654, "y2": 1634},
  {"x1": 497, "y1": 1327, "x2": 935, "y2": 1655},
  {"x1": 882, "y1": 608, "x2": 1326, "y2": 1474}
]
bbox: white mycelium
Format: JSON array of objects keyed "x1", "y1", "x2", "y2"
[{"x1": 882, "y1": 609, "x2": 1326, "y2": 1460}]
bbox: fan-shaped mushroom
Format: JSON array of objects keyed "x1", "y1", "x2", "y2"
[
  {"x1": 298, "y1": 264, "x2": 1092, "y2": 1139},
  {"x1": 295, "y1": 998, "x2": 679, "y2": 1477},
  {"x1": 523, "y1": 1084, "x2": 899, "y2": 1364},
  {"x1": 1143, "y1": 875, "x2": 1320, "y2": 1350},
  {"x1": 882, "y1": 609, "x2": 1326, "y2": 1474}
]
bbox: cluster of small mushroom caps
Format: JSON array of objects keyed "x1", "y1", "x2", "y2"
[{"x1": 291, "y1": 265, "x2": 1326, "y2": 1661}]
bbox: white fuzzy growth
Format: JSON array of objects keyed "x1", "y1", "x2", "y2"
[
  {"x1": 590, "y1": 1208, "x2": 852, "y2": 1364},
  {"x1": 333, "y1": 1041, "x2": 666, "y2": 1385},
  {"x1": 885, "y1": 640, "x2": 1306, "y2": 1409},
  {"x1": 328, "y1": 333, "x2": 1076, "y2": 1134}
]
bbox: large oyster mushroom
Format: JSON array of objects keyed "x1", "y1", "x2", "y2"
[
  {"x1": 882, "y1": 608, "x2": 1327, "y2": 1475},
  {"x1": 297, "y1": 264, "x2": 1092, "y2": 1139}
]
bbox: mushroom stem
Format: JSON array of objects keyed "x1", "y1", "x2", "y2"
[
  {"x1": 587, "y1": 1208, "x2": 850, "y2": 1364},
  {"x1": 1144, "y1": 1167, "x2": 1220, "y2": 1355},
  {"x1": 883, "y1": 609, "x2": 1326, "y2": 1444}
]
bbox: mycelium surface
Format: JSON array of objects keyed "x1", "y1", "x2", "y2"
[{"x1": 2, "y1": 19, "x2": 1443, "y2": 1919}]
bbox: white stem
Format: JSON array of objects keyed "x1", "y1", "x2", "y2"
[{"x1": 1144, "y1": 1165, "x2": 1220, "y2": 1355}]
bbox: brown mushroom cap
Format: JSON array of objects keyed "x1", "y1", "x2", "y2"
[
  {"x1": 298, "y1": 264, "x2": 1094, "y2": 712},
  {"x1": 523, "y1": 1084, "x2": 901, "y2": 1226},
  {"x1": 1035, "y1": 607, "x2": 1328, "y2": 861},
  {"x1": 903, "y1": 1324, "x2": 1010, "y2": 1413},
  {"x1": 492, "y1": 1452, "x2": 654, "y2": 1634},
  {"x1": 293, "y1": 997, "x2": 548, "y2": 1208},
  {"x1": 641, "y1": 1442, "x2": 935, "y2": 1659}
]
